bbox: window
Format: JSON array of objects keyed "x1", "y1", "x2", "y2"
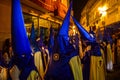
[{"x1": 23, "y1": 13, "x2": 39, "y2": 37}]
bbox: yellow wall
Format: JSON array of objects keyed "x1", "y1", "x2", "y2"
[
  {"x1": 80, "y1": 0, "x2": 120, "y2": 31},
  {"x1": 61, "y1": 0, "x2": 68, "y2": 7},
  {"x1": 105, "y1": 0, "x2": 120, "y2": 25},
  {"x1": 0, "y1": 0, "x2": 11, "y2": 49}
]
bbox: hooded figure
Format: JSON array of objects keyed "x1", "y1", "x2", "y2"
[
  {"x1": 34, "y1": 27, "x2": 50, "y2": 79},
  {"x1": 96, "y1": 27, "x2": 106, "y2": 73},
  {"x1": 45, "y1": 1, "x2": 83, "y2": 80},
  {"x1": 29, "y1": 22, "x2": 39, "y2": 53},
  {"x1": 29, "y1": 23, "x2": 45, "y2": 79},
  {"x1": 72, "y1": 16, "x2": 105, "y2": 80},
  {"x1": 11, "y1": 0, "x2": 40, "y2": 80},
  {"x1": 103, "y1": 28, "x2": 113, "y2": 71}
]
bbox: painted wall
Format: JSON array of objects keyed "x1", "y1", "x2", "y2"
[
  {"x1": 80, "y1": 0, "x2": 120, "y2": 31},
  {"x1": 0, "y1": 0, "x2": 11, "y2": 50}
]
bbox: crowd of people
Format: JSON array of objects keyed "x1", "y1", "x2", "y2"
[
  {"x1": 0, "y1": 27, "x2": 120, "y2": 80},
  {"x1": 0, "y1": 0, "x2": 120, "y2": 80}
]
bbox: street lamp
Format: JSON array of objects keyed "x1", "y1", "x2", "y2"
[{"x1": 98, "y1": 5, "x2": 108, "y2": 17}]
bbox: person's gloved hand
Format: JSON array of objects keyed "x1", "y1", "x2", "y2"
[{"x1": 10, "y1": 65, "x2": 20, "y2": 80}]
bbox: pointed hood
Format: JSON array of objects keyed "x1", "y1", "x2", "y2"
[
  {"x1": 72, "y1": 16, "x2": 95, "y2": 42},
  {"x1": 58, "y1": 1, "x2": 72, "y2": 36},
  {"x1": 30, "y1": 23, "x2": 39, "y2": 52},
  {"x1": 48, "y1": 26, "x2": 54, "y2": 55},
  {"x1": 45, "y1": 2, "x2": 77, "y2": 79},
  {"x1": 30, "y1": 22, "x2": 36, "y2": 42},
  {"x1": 58, "y1": 1, "x2": 75, "y2": 54},
  {"x1": 72, "y1": 17, "x2": 101, "y2": 56},
  {"x1": 11, "y1": 0, "x2": 32, "y2": 70},
  {"x1": 12, "y1": 0, "x2": 32, "y2": 56}
]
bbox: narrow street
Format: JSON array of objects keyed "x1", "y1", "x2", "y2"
[{"x1": 106, "y1": 64, "x2": 120, "y2": 80}]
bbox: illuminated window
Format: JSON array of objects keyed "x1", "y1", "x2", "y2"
[{"x1": 23, "y1": 13, "x2": 39, "y2": 37}]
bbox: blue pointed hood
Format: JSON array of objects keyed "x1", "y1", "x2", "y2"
[
  {"x1": 72, "y1": 17, "x2": 101, "y2": 56},
  {"x1": 72, "y1": 16, "x2": 95, "y2": 42},
  {"x1": 58, "y1": 1, "x2": 75, "y2": 54},
  {"x1": 12, "y1": 0, "x2": 32, "y2": 56},
  {"x1": 30, "y1": 23, "x2": 39, "y2": 52},
  {"x1": 45, "y1": 2, "x2": 77, "y2": 79},
  {"x1": 58, "y1": 1, "x2": 72, "y2": 36},
  {"x1": 30, "y1": 22, "x2": 36, "y2": 42}
]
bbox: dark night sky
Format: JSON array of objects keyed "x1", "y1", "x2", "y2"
[{"x1": 73, "y1": 0, "x2": 88, "y2": 21}]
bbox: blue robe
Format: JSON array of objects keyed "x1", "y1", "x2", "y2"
[
  {"x1": 89, "y1": 43, "x2": 105, "y2": 80},
  {"x1": 45, "y1": 36, "x2": 77, "y2": 80},
  {"x1": 19, "y1": 56, "x2": 41, "y2": 80},
  {"x1": 81, "y1": 50, "x2": 91, "y2": 80}
]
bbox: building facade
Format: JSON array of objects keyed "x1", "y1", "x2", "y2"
[
  {"x1": 80, "y1": 0, "x2": 120, "y2": 34},
  {"x1": 0, "y1": 0, "x2": 70, "y2": 49}
]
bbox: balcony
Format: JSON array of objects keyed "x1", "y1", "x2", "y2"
[
  {"x1": 29, "y1": 0, "x2": 68, "y2": 18},
  {"x1": 54, "y1": 1, "x2": 68, "y2": 18}
]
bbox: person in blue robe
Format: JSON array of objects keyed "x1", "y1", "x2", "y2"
[
  {"x1": 81, "y1": 41, "x2": 91, "y2": 80},
  {"x1": 45, "y1": 1, "x2": 83, "y2": 80},
  {"x1": 72, "y1": 16, "x2": 105, "y2": 80},
  {"x1": 29, "y1": 22, "x2": 39, "y2": 53},
  {"x1": 10, "y1": 0, "x2": 41, "y2": 79}
]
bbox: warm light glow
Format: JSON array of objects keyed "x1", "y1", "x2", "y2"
[
  {"x1": 53, "y1": 0, "x2": 56, "y2": 1},
  {"x1": 72, "y1": 25, "x2": 75, "y2": 29},
  {"x1": 73, "y1": 29, "x2": 75, "y2": 33},
  {"x1": 72, "y1": 25, "x2": 76, "y2": 35},
  {"x1": 98, "y1": 5, "x2": 108, "y2": 16}
]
